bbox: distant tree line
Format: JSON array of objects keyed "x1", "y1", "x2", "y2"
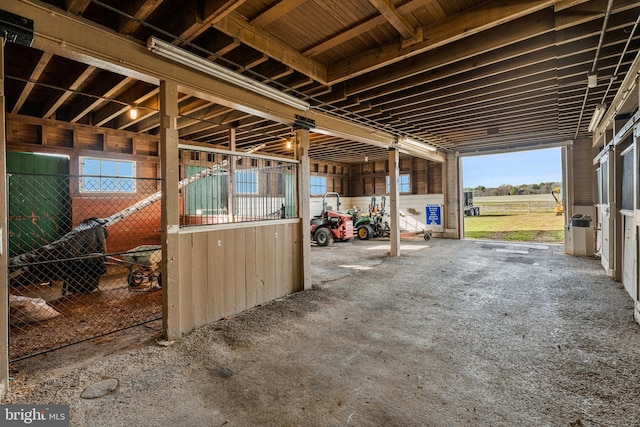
[{"x1": 465, "y1": 182, "x2": 562, "y2": 197}]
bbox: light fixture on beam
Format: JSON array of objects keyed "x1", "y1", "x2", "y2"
[
  {"x1": 588, "y1": 73, "x2": 598, "y2": 88},
  {"x1": 364, "y1": 154, "x2": 368, "y2": 162},
  {"x1": 129, "y1": 107, "x2": 138, "y2": 120},
  {"x1": 401, "y1": 137, "x2": 438, "y2": 152},
  {"x1": 147, "y1": 37, "x2": 310, "y2": 111},
  {"x1": 588, "y1": 103, "x2": 607, "y2": 132}
]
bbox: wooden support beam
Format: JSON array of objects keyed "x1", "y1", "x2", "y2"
[
  {"x1": 4, "y1": 1, "x2": 407, "y2": 157},
  {"x1": 368, "y1": 0, "x2": 414, "y2": 39},
  {"x1": 42, "y1": 65, "x2": 96, "y2": 119},
  {"x1": 388, "y1": 147, "x2": 400, "y2": 257},
  {"x1": 65, "y1": 0, "x2": 91, "y2": 15},
  {"x1": 227, "y1": 125, "x2": 236, "y2": 222},
  {"x1": 345, "y1": 10, "x2": 556, "y2": 95},
  {"x1": 118, "y1": 0, "x2": 163, "y2": 35},
  {"x1": 12, "y1": 52, "x2": 52, "y2": 114},
  {"x1": 70, "y1": 77, "x2": 134, "y2": 124},
  {"x1": 302, "y1": 0, "x2": 427, "y2": 57},
  {"x1": 214, "y1": 13, "x2": 328, "y2": 84},
  {"x1": 0, "y1": 37, "x2": 10, "y2": 401},
  {"x1": 328, "y1": 0, "x2": 556, "y2": 84},
  {"x1": 93, "y1": 81, "x2": 155, "y2": 126},
  {"x1": 296, "y1": 128, "x2": 311, "y2": 289},
  {"x1": 169, "y1": 0, "x2": 248, "y2": 44},
  {"x1": 250, "y1": 0, "x2": 306, "y2": 28},
  {"x1": 160, "y1": 80, "x2": 181, "y2": 340},
  {"x1": 555, "y1": 0, "x2": 590, "y2": 12}
]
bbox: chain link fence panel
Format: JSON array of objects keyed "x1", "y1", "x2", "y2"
[{"x1": 8, "y1": 172, "x2": 162, "y2": 361}]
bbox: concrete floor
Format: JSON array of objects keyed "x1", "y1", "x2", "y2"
[{"x1": 7, "y1": 238, "x2": 640, "y2": 426}]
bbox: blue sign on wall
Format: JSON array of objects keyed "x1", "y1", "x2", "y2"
[{"x1": 426, "y1": 204, "x2": 441, "y2": 226}]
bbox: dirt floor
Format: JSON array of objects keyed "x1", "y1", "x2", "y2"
[{"x1": 6, "y1": 237, "x2": 640, "y2": 426}]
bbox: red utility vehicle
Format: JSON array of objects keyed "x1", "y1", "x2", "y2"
[{"x1": 310, "y1": 192, "x2": 354, "y2": 246}]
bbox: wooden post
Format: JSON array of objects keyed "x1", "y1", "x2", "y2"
[
  {"x1": 388, "y1": 147, "x2": 400, "y2": 257},
  {"x1": 296, "y1": 128, "x2": 311, "y2": 289},
  {"x1": 445, "y1": 151, "x2": 460, "y2": 239},
  {"x1": 160, "y1": 80, "x2": 181, "y2": 339},
  {"x1": 0, "y1": 37, "x2": 9, "y2": 400},
  {"x1": 227, "y1": 125, "x2": 236, "y2": 222}
]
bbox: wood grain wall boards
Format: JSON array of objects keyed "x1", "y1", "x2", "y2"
[
  {"x1": 191, "y1": 231, "x2": 209, "y2": 328},
  {"x1": 176, "y1": 222, "x2": 302, "y2": 335},
  {"x1": 571, "y1": 138, "x2": 596, "y2": 206},
  {"x1": 179, "y1": 230, "x2": 195, "y2": 334},
  {"x1": 3, "y1": 0, "x2": 640, "y2": 159}
]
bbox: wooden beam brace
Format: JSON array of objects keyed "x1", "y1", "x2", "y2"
[
  {"x1": 302, "y1": 0, "x2": 427, "y2": 57},
  {"x1": 170, "y1": 0, "x2": 248, "y2": 43},
  {"x1": 214, "y1": 12, "x2": 328, "y2": 83},
  {"x1": 368, "y1": 0, "x2": 414, "y2": 39},
  {"x1": 555, "y1": 0, "x2": 640, "y2": 30},
  {"x1": 4, "y1": 1, "x2": 410, "y2": 155},
  {"x1": 555, "y1": 0, "x2": 590, "y2": 12},
  {"x1": 119, "y1": 0, "x2": 164, "y2": 35},
  {"x1": 358, "y1": 37, "x2": 557, "y2": 102},
  {"x1": 42, "y1": 65, "x2": 96, "y2": 119},
  {"x1": 327, "y1": 0, "x2": 556, "y2": 84},
  {"x1": 250, "y1": 0, "x2": 306, "y2": 28},
  {"x1": 70, "y1": 77, "x2": 133, "y2": 123},
  {"x1": 345, "y1": 10, "x2": 556, "y2": 95},
  {"x1": 12, "y1": 52, "x2": 52, "y2": 114},
  {"x1": 65, "y1": 0, "x2": 91, "y2": 15}
]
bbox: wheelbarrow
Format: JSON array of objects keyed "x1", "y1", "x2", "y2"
[{"x1": 119, "y1": 245, "x2": 162, "y2": 291}]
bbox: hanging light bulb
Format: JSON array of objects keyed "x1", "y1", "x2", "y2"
[
  {"x1": 129, "y1": 107, "x2": 138, "y2": 120},
  {"x1": 286, "y1": 138, "x2": 292, "y2": 149},
  {"x1": 364, "y1": 154, "x2": 369, "y2": 162}
]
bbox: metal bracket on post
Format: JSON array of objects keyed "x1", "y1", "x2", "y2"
[
  {"x1": 293, "y1": 115, "x2": 315, "y2": 130},
  {"x1": 0, "y1": 10, "x2": 33, "y2": 47}
]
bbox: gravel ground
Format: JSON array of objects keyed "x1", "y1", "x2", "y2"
[{"x1": 6, "y1": 238, "x2": 640, "y2": 426}]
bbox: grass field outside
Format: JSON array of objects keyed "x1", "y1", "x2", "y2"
[{"x1": 465, "y1": 195, "x2": 565, "y2": 243}]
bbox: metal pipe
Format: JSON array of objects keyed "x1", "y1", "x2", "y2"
[
  {"x1": 574, "y1": 0, "x2": 614, "y2": 139},
  {"x1": 600, "y1": 12, "x2": 640, "y2": 104}
]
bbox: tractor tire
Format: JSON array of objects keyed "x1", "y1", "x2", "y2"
[
  {"x1": 315, "y1": 227, "x2": 333, "y2": 246},
  {"x1": 357, "y1": 225, "x2": 373, "y2": 240},
  {"x1": 127, "y1": 269, "x2": 145, "y2": 287}
]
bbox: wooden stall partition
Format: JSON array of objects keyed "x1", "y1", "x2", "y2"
[
  {"x1": 0, "y1": 38, "x2": 9, "y2": 400},
  {"x1": 176, "y1": 220, "x2": 302, "y2": 335}
]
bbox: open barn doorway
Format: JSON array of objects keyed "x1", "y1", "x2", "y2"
[{"x1": 460, "y1": 148, "x2": 564, "y2": 244}]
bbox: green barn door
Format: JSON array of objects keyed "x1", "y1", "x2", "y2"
[{"x1": 7, "y1": 152, "x2": 70, "y2": 256}]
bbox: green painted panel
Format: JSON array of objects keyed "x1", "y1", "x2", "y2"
[
  {"x1": 7, "y1": 152, "x2": 71, "y2": 256},
  {"x1": 185, "y1": 165, "x2": 228, "y2": 215},
  {"x1": 285, "y1": 173, "x2": 296, "y2": 217}
]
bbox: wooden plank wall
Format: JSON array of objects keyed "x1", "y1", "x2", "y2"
[
  {"x1": 349, "y1": 157, "x2": 442, "y2": 196},
  {"x1": 310, "y1": 159, "x2": 349, "y2": 194},
  {"x1": 571, "y1": 138, "x2": 595, "y2": 206},
  {"x1": 177, "y1": 221, "x2": 302, "y2": 334},
  {"x1": 7, "y1": 115, "x2": 164, "y2": 253}
]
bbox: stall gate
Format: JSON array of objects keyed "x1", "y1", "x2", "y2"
[{"x1": 7, "y1": 153, "x2": 162, "y2": 361}]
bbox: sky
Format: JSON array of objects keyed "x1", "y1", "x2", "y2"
[{"x1": 461, "y1": 147, "x2": 562, "y2": 188}]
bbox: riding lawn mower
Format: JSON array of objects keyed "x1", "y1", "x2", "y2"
[{"x1": 310, "y1": 192, "x2": 354, "y2": 246}]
